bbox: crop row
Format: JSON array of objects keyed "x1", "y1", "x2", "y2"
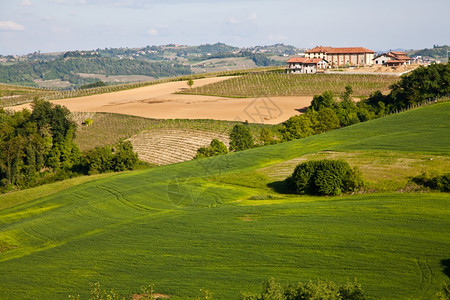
[
  {"x1": 128, "y1": 129, "x2": 230, "y2": 165},
  {"x1": 183, "y1": 72, "x2": 400, "y2": 98},
  {"x1": 0, "y1": 67, "x2": 283, "y2": 107}
]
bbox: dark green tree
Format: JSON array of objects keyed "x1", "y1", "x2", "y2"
[
  {"x1": 290, "y1": 160, "x2": 363, "y2": 196},
  {"x1": 112, "y1": 140, "x2": 139, "y2": 171},
  {"x1": 280, "y1": 114, "x2": 315, "y2": 141},
  {"x1": 229, "y1": 124, "x2": 254, "y2": 151},
  {"x1": 195, "y1": 139, "x2": 228, "y2": 159},
  {"x1": 313, "y1": 108, "x2": 340, "y2": 134},
  {"x1": 259, "y1": 128, "x2": 278, "y2": 145},
  {"x1": 310, "y1": 90, "x2": 335, "y2": 111}
]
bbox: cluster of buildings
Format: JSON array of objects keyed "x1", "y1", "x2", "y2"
[{"x1": 286, "y1": 46, "x2": 413, "y2": 74}]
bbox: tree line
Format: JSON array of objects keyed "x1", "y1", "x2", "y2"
[{"x1": 0, "y1": 99, "x2": 139, "y2": 193}]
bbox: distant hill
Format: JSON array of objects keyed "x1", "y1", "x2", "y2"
[
  {"x1": 408, "y1": 45, "x2": 449, "y2": 60},
  {"x1": 0, "y1": 56, "x2": 192, "y2": 89},
  {"x1": 0, "y1": 43, "x2": 302, "y2": 89}
]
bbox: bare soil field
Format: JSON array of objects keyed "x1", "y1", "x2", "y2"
[{"x1": 10, "y1": 77, "x2": 311, "y2": 125}]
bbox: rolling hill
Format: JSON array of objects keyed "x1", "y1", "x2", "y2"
[{"x1": 0, "y1": 102, "x2": 449, "y2": 299}]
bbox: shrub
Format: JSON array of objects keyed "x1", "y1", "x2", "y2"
[
  {"x1": 290, "y1": 160, "x2": 363, "y2": 196},
  {"x1": 412, "y1": 173, "x2": 450, "y2": 192},
  {"x1": 195, "y1": 139, "x2": 228, "y2": 159},
  {"x1": 81, "y1": 140, "x2": 138, "y2": 174},
  {"x1": 83, "y1": 118, "x2": 93, "y2": 126},
  {"x1": 438, "y1": 281, "x2": 450, "y2": 300},
  {"x1": 240, "y1": 277, "x2": 365, "y2": 300}
]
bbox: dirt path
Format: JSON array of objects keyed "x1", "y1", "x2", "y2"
[{"x1": 9, "y1": 77, "x2": 311, "y2": 124}]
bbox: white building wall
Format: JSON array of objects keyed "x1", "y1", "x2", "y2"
[{"x1": 374, "y1": 54, "x2": 390, "y2": 65}]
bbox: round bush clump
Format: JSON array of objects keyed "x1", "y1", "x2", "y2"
[{"x1": 290, "y1": 159, "x2": 362, "y2": 196}]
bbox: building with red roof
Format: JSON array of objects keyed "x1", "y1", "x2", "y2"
[
  {"x1": 286, "y1": 57, "x2": 328, "y2": 74},
  {"x1": 304, "y1": 46, "x2": 375, "y2": 66},
  {"x1": 374, "y1": 51, "x2": 412, "y2": 66}
]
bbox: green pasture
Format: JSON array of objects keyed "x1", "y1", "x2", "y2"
[{"x1": 0, "y1": 102, "x2": 449, "y2": 299}]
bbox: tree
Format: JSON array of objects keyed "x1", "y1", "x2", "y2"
[
  {"x1": 279, "y1": 114, "x2": 315, "y2": 141},
  {"x1": 112, "y1": 140, "x2": 139, "y2": 171},
  {"x1": 335, "y1": 87, "x2": 360, "y2": 127},
  {"x1": 290, "y1": 160, "x2": 363, "y2": 196},
  {"x1": 187, "y1": 79, "x2": 194, "y2": 89},
  {"x1": 195, "y1": 139, "x2": 228, "y2": 159},
  {"x1": 310, "y1": 90, "x2": 335, "y2": 111},
  {"x1": 259, "y1": 128, "x2": 278, "y2": 145},
  {"x1": 314, "y1": 108, "x2": 340, "y2": 134},
  {"x1": 229, "y1": 124, "x2": 254, "y2": 151}
]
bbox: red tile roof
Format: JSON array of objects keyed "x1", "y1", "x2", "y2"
[
  {"x1": 375, "y1": 52, "x2": 412, "y2": 61},
  {"x1": 287, "y1": 57, "x2": 327, "y2": 64},
  {"x1": 286, "y1": 57, "x2": 308, "y2": 63},
  {"x1": 390, "y1": 51, "x2": 407, "y2": 56},
  {"x1": 306, "y1": 46, "x2": 375, "y2": 54},
  {"x1": 305, "y1": 46, "x2": 332, "y2": 53}
]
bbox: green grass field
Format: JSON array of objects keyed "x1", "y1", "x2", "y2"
[
  {"x1": 0, "y1": 102, "x2": 449, "y2": 299},
  {"x1": 181, "y1": 73, "x2": 400, "y2": 98}
]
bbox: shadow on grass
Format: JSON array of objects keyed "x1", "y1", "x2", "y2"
[
  {"x1": 267, "y1": 178, "x2": 297, "y2": 195},
  {"x1": 442, "y1": 259, "x2": 450, "y2": 278}
]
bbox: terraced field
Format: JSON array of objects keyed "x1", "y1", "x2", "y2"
[
  {"x1": 0, "y1": 102, "x2": 449, "y2": 299},
  {"x1": 75, "y1": 114, "x2": 280, "y2": 164},
  {"x1": 129, "y1": 129, "x2": 230, "y2": 165}
]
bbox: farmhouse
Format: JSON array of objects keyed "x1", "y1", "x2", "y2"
[
  {"x1": 374, "y1": 51, "x2": 412, "y2": 66},
  {"x1": 305, "y1": 46, "x2": 375, "y2": 66},
  {"x1": 286, "y1": 57, "x2": 328, "y2": 74}
]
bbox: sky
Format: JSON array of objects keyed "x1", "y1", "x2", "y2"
[{"x1": 0, "y1": 0, "x2": 449, "y2": 55}]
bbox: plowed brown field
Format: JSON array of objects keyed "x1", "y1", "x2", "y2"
[{"x1": 9, "y1": 77, "x2": 311, "y2": 124}]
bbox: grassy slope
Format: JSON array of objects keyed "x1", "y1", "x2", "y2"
[{"x1": 0, "y1": 103, "x2": 449, "y2": 299}]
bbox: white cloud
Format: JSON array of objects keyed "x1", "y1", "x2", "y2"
[
  {"x1": 0, "y1": 21, "x2": 25, "y2": 31},
  {"x1": 147, "y1": 28, "x2": 158, "y2": 36},
  {"x1": 19, "y1": 0, "x2": 33, "y2": 7}
]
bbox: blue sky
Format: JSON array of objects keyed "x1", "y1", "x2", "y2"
[{"x1": 0, "y1": 0, "x2": 449, "y2": 55}]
